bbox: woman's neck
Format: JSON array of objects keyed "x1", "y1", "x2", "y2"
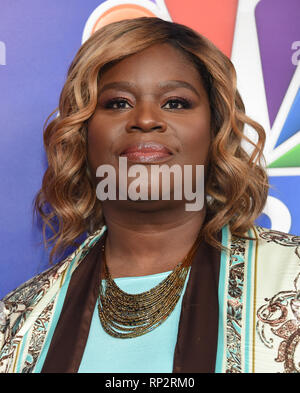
[{"x1": 101, "y1": 201, "x2": 207, "y2": 278}]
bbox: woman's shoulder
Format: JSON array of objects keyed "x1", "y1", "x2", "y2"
[
  {"x1": 253, "y1": 224, "x2": 300, "y2": 259},
  {"x1": 245, "y1": 224, "x2": 300, "y2": 273},
  {"x1": 226, "y1": 224, "x2": 300, "y2": 268},
  {"x1": 220, "y1": 224, "x2": 300, "y2": 373},
  {"x1": 1, "y1": 226, "x2": 106, "y2": 304},
  {"x1": 0, "y1": 256, "x2": 72, "y2": 349},
  {"x1": 0, "y1": 226, "x2": 106, "y2": 351}
]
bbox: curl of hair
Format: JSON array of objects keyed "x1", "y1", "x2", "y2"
[{"x1": 33, "y1": 17, "x2": 269, "y2": 264}]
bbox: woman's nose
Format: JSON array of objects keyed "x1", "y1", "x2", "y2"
[{"x1": 125, "y1": 101, "x2": 167, "y2": 133}]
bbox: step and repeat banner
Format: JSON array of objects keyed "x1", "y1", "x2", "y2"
[{"x1": 0, "y1": 0, "x2": 299, "y2": 298}]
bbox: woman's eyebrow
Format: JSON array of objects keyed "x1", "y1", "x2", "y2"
[
  {"x1": 159, "y1": 80, "x2": 201, "y2": 98},
  {"x1": 98, "y1": 80, "x2": 201, "y2": 97}
]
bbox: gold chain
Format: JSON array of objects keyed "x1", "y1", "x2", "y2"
[{"x1": 97, "y1": 232, "x2": 201, "y2": 339}]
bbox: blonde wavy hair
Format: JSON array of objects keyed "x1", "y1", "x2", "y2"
[{"x1": 33, "y1": 17, "x2": 269, "y2": 264}]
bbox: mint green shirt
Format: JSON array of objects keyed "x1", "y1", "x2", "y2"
[{"x1": 78, "y1": 269, "x2": 190, "y2": 373}]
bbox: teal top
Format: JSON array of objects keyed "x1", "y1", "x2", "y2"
[{"x1": 78, "y1": 268, "x2": 191, "y2": 373}]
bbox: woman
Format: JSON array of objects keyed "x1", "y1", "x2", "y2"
[{"x1": 0, "y1": 17, "x2": 299, "y2": 374}]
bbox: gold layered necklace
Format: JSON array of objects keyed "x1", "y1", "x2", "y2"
[{"x1": 97, "y1": 232, "x2": 201, "y2": 339}]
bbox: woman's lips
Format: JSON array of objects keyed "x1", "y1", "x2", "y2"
[
  {"x1": 119, "y1": 142, "x2": 173, "y2": 163},
  {"x1": 120, "y1": 150, "x2": 172, "y2": 163}
]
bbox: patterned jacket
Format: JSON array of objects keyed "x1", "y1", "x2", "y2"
[{"x1": 0, "y1": 224, "x2": 300, "y2": 373}]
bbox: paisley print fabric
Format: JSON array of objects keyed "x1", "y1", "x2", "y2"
[
  {"x1": 255, "y1": 228, "x2": 300, "y2": 373},
  {"x1": 215, "y1": 225, "x2": 300, "y2": 373}
]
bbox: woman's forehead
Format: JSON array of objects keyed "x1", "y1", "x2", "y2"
[{"x1": 98, "y1": 43, "x2": 204, "y2": 90}]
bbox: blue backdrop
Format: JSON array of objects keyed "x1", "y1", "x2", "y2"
[{"x1": 0, "y1": 0, "x2": 299, "y2": 298}]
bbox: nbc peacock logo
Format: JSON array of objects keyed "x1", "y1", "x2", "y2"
[{"x1": 82, "y1": 0, "x2": 300, "y2": 234}]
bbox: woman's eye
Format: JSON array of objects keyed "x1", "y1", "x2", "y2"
[
  {"x1": 105, "y1": 99, "x2": 131, "y2": 109},
  {"x1": 163, "y1": 98, "x2": 191, "y2": 110}
]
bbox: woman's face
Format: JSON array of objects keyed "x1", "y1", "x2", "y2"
[{"x1": 87, "y1": 42, "x2": 211, "y2": 206}]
